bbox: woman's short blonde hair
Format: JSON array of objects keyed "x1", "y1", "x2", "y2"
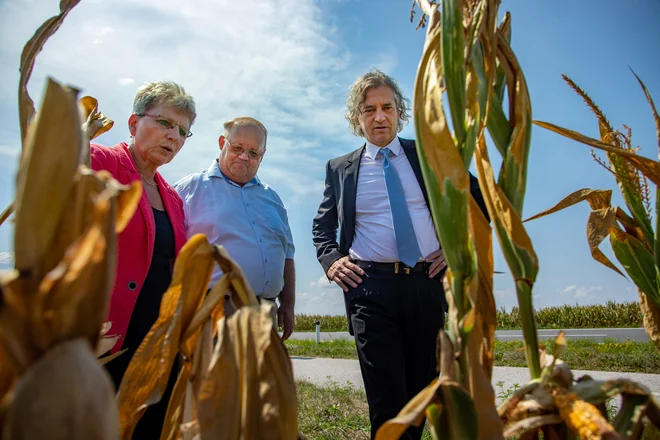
[
  {"x1": 345, "y1": 68, "x2": 410, "y2": 137},
  {"x1": 132, "y1": 81, "x2": 197, "y2": 124}
]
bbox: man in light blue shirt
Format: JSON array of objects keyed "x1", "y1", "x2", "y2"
[{"x1": 173, "y1": 117, "x2": 295, "y2": 339}]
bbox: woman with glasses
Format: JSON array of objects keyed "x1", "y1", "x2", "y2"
[{"x1": 90, "y1": 80, "x2": 195, "y2": 438}]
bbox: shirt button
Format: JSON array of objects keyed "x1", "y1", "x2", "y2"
[
  {"x1": 259, "y1": 238, "x2": 263, "y2": 242},
  {"x1": 252, "y1": 221, "x2": 256, "y2": 224},
  {"x1": 128, "y1": 281, "x2": 138, "y2": 291},
  {"x1": 264, "y1": 258, "x2": 268, "y2": 263}
]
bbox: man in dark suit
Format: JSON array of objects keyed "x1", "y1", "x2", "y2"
[{"x1": 312, "y1": 69, "x2": 486, "y2": 439}]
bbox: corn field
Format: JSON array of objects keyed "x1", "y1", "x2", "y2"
[
  {"x1": 296, "y1": 301, "x2": 643, "y2": 332},
  {"x1": 1, "y1": 0, "x2": 660, "y2": 439},
  {"x1": 497, "y1": 302, "x2": 644, "y2": 330}
]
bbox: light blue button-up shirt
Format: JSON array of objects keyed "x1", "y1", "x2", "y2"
[{"x1": 173, "y1": 160, "x2": 295, "y2": 298}]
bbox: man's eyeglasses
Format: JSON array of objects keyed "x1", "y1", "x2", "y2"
[
  {"x1": 137, "y1": 114, "x2": 192, "y2": 139},
  {"x1": 225, "y1": 140, "x2": 264, "y2": 160}
]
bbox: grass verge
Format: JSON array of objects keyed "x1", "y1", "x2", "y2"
[
  {"x1": 285, "y1": 338, "x2": 660, "y2": 373},
  {"x1": 297, "y1": 380, "x2": 432, "y2": 440},
  {"x1": 296, "y1": 380, "x2": 660, "y2": 440}
]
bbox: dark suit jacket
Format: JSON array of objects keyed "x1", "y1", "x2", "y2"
[{"x1": 312, "y1": 138, "x2": 487, "y2": 334}]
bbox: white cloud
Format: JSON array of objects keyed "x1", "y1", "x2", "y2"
[
  {"x1": 561, "y1": 285, "x2": 602, "y2": 301},
  {"x1": 0, "y1": 251, "x2": 14, "y2": 264},
  {"x1": 0, "y1": 146, "x2": 19, "y2": 158},
  {"x1": 309, "y1": 275, "x2": 330, "y2": 288},
  {"x1": 0, "y1": 0, "x2": 363, "y2": 199},
  {"x1": 297, "y1": 269, "x2": 345, "y2": 315}
]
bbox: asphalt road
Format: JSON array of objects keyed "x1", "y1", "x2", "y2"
[
  {"x1": 290, "y1": 327, "x2": 650, "y2": 342},
  {"x1": 291, "y1": 357, "x2": 660, "y2": 402}
]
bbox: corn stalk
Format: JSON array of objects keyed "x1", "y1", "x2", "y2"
[
  {"x1": 377, "y1": 1, "x2": 660, "y2": 439},
  {"x1": 528, "y1": 71, "x2": 660, "y2": 351}
]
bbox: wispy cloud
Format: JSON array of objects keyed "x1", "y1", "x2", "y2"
[
  {"x1": 0, "y1": 0, "x2": 365, "y2": 201},
  {"x1": 561, "y1": 285, "x2": 602, "y2": 301},
  {"x1": 0, "y1": 145, "x2": 19, "y2": 158},
  {"x1": 0, "y1": 251, "x2": 14, "y2": 265}
]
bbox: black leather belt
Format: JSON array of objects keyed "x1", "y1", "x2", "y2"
[{"x1": 354, "y1": 260, "x2": 428, "y2": 275}]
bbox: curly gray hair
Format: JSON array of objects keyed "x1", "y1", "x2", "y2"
[
  {"x1": 345, "y1": 68, "x2": 410, "y2": 137},
  {"x1": 132, "y1": 81, "x2": 197, "y2": 125}
]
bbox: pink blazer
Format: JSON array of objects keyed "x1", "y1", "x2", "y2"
[{"x1": 90, "y1": 143, "x2": 187, "y2": 352}]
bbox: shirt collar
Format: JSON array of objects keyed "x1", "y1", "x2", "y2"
[
  {"x1": 207, "y1": 159, "x2": 261, "y2": 187},
  {"x1": 365, "y1": 137, "x2": 403, "y2": 160}
]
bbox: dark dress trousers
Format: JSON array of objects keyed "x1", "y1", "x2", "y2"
[{"x1": 312, "y1": 138, "x2": 487, "y2": 439}]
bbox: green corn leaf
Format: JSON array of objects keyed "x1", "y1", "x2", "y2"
[
  {"x1": 605, "y1": 149, "x2": 654, "y2": 247},
  {"x1": 426, "y1": 403, "x2": 444, "y2": 440},
  {"x1": 442, "y1": 0, "x2": 467, "y2": 148},
  {"x1": 494, "y1": 13, "x2": 511, "y2": 103},
  {"x1": 611, "y1": 232, "x2": 660, "y2": 309},
  {"x1": 414, "y1": 11, "x2": 472, "y2": 278},
  {"x1": 496, "y1": 39, "x2": 533, "y2": 215},
  {"x1": 439, "y1": 382, "x2": 479, "y2": 440},
  {"x1": 486, "y1": 92, "x2": 512, "y2": 158},
  {"x1": 613, "y1": 393, "x2": 648, "y2": 439}
]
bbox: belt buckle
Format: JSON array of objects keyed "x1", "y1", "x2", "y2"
[{"x1": 394, "y1": 262, "x2": 411, "y2": 275}]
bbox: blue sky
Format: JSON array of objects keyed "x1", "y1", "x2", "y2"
[{"x1": 0, "y1": 0, "x2": 659, "y2": 315}]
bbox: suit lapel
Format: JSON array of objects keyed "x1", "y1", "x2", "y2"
[
  {"x1": 342, "y1": 145, "x2": 364, "y2": 248},
  {"x1": 400, "y1": 138, "x2": 430, "y2": 206}
]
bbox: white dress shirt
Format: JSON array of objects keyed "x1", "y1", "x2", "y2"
[{"x1": 348, "y1": 137, "x2": 440, "y2": 263}]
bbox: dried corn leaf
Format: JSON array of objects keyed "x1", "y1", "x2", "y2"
[
  {"x1": 0, "y1": 202, "x2": 13, "y2": 227},
  {"x1": 461, "y1": 195, "x2": 504, "y2": 438},
  {"x1": 469, "y1": 195, "x2": 496, "y2": 378},
  {"x1": 14, "y1": 79, "x2": 83, "y2": 279},
  {"x1": 160, "y1": 365, "x2": 191, "y2": 440},
  {"x1": 503, "y1": 415, "x2": 563, "y2": 439},
  {"x1": 117, "y1": 234, "x2": 214, "y2": 439},
  {"x1": 3, "y1": 338, "x2": 118, "y2": 440},
  {"x1": 638, "y1": 288, "x2": 660, "y2": 351},
  {"x1": 375, "y1": 378, "x2": 442, "y2": 440},
  {"x1": 79, "y1": 96, "x2": 114, "y2": 141},
  {"x1": 524, "y1": 189, "x2": 613, "y2": 222},
  {"x1": 34, "y1": 207, "x2": 110, "y2": 351},
  {"x1": 213, "y1": 245, "x2": 260, "y2": 309},
  {"x1": 588, "y1": 208, "x2": 626, "y2": 277},
  {"x1": 534, "y1": 121, "x2": 660, "y2": 187},
  {"x1": 197, "y1": 305, "x2": 298, "y2": 439},
  {"x1": 18, "y1": 0, "x2": 81, "y2": 143}
]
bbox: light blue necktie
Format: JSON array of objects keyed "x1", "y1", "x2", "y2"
[{"x1": 379, "y1": 147, "x2": 421, "y2": 267}]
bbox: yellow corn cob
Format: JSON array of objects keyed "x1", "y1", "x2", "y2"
[{"x1": 552, "y1": 387, "x2": 618, "y2": 440}]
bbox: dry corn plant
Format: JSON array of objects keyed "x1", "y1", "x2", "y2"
[
  {"x1": 374, "y1": 0, "x2": 660, "y2": 439},
  {"x1": 0, "y1": 1, "x2": 140, "y2": 438},
  {"x1": 527, "y1": 72, "x2": 660, "y2": 355},
  {"x1": 1, "y1": 1, "x2": 299, "y2": 439},
  {"x1": 116, "y1": 235, "x2": 299, "y2": 440}
]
